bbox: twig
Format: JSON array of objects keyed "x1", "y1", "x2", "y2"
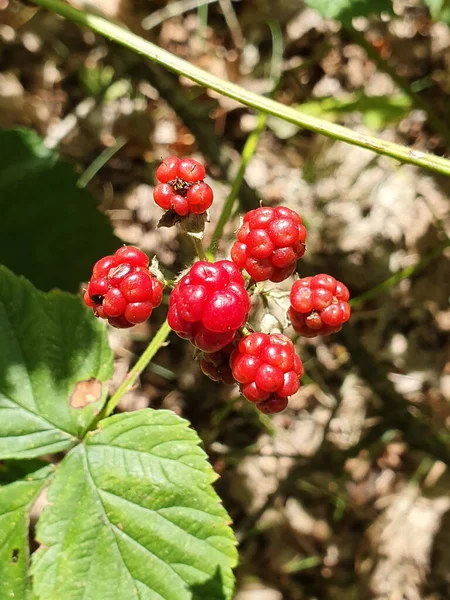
[
  {"x1": 142, "y1": 0, "x2": 223, "y2": 31},
  {"x1": 29, "y1": 0, "x2": 450, "y2": 178},
  {"x1": 219, "y1": 0, "x2": 244, "y2": 50}
]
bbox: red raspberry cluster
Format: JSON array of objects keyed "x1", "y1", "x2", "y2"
[
  {"x1": 84, "y1": 246, "x2": 163, "y2": 328},
  {"x1": 153, "y1": 156, "x2": 213, "y2": 217},
  {"x1": 288, "y1": 275, "x2": 351, "y2": 337},
  {"x1": 168, "y1": 260, "x2": 251, "y2": 352},
  {"x1": 230, "y1": 333, "x2": 304, "y2": 414},
  {"x1": 84, "y1": 157, "x2": 352, "y2": 416},
  {"x1": 231, "y1": 206, "x2": 307, "y2": 283}
]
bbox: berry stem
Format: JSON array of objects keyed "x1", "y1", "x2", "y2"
[
  {"x1": 28, "y1": 0, "x2": 450, "y2": 178},
  {"x1": 189, "y1": 234, "x2": 208, "y2": 261},
  {"x1": 101, "y1": 319, "x2": 171, "y2": 418}
]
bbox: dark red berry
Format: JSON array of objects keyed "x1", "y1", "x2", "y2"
[
  {"x1": 231, "y1": 206, "x2": 307, "y2": 283},
  {"x1": 289, "y1": 274, "x2": 351, "y2": 337},
  {"x1": 230, "y1": 332, "x2": 303, "y2": 413},
  {"x1": 168, "y1": 260, "x2": 251, "y2": 352},
  {"x1": 256, "y1": 396, "x2": 289, "y2": 414},
  {"x1": 153, "y1": 156, "x2": 213, "y2": 217},
  {"x1": 83, "y1": 246, "x2": 164, "y2": 329},
  {"x1": 200, "y1": 342, "x2": 237, "y2": 385}
]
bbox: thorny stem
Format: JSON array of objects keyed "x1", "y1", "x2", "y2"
[
  {"x1": 101, "y1": 320, "x2": 171, "y2": 418},
  {"x1": 29, "y1": 0, "x2": 450, "y2": 178}
]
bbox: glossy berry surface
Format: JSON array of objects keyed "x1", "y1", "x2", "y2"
[
  {"x1": 288, "y1": 274, "x2": 351, "y2": 337},
  {"x1": 200, "y1": 342, "x2": 237, "y2": 385},
  {"x1": 168, "y1": 260, "x2": 251, "y2": 352},
  {"x1": 230, "y1": 332, "x2": 303, "y2": 413},
  {"x1": 83, "y1": 246, "x2": 164, "y2": 328},
  {"x1": 231, "y1": 206, "x2": 307, "y2": 283},
  {"x1": 153, "y1": 156, "x2": 213, "y2": 216}
]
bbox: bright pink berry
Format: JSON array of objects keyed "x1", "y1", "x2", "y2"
[
  {"x1": 230, "y1": 332, "x2": 303, "y2": 413},
  {"x1": 168, "y1": 260, "x2": 251, "y2": 352},
  {"x1": 231, "y1": 206, "x2": 307, "y2": 283},
  {"x1": 83, "y1": 246, "x2": 164, "y2": 328},
  {"x1": 289, "y1": 274, "x2": 351, "y2": 337},
  {"x1": 153, "y1": 156, "x2": 213, "y2": 217}
]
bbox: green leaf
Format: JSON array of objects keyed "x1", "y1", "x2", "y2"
[
  {"x1": 0, "y1": 464, "x2": 54, "y2": 600},
  {"x1": 0, "y1": 266, "x2": 113, "y2": 460},
  {"x1": 304, "y1": 0, "x2": 393, "y2": 23},
  {"x1": 0, "y1": 127, "x2": 119, "y2": 293},
  {"x1": 32, "y1": 410, "x2": 238, "y2": 600},
  {"x1": 423, "y1": 0, "x2": 450, "y2": 24}
]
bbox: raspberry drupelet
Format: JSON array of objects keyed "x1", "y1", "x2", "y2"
[
  {"x1": 153, "y1": 156, "x2": 213, "y2": 217},
  {"x1": 231, "y1": 206, "x2": 307, "y2": 283},
  {"x1": 83, "y1": 246, "x2": 164, "y2": 328},
  {"x1": 288, "y1": 274, "x2": 351, "y2": 337},
  {"x1": 168, "y1": 260, "x2": 251, "y2": 352},
  {"x1": 230, "y1": 332, "x2": 303, "y2": 414}
]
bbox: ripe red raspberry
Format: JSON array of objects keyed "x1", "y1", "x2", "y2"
[
  {"x1": 153, "y1": 156, "x2": 213, "y2": 216},
  {"x1": 168, "y1": 260, "x2": 251, "y2": 352},
  {"x1": 231, "y1": 206, "x2": 307, "y2": 283},
  {"x1": 288, "y1": 274, "x2": 351, "y2": 337},
  {"x1": 230, "y1": 332, "x2": 303, "y2": 413},
  {"x1": 200, "y1": 342, "x2": 236, "y2": 385},
  {"x1": 83, "y1": 246, "x2": 164, "y2": 328}
]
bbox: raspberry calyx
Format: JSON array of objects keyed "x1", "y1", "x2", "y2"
[
  {"x1": 84, "y1": 246, "x2": 164, "y2": 328},
  {"x1": 288, "y1": 274, "x2": 351, "y2": 337}
]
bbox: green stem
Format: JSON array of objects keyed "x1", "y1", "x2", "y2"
[
  {"x1": 350, "y1": 239, "x2": 450, "y2": 307},
  {"x1": 189, "y1": 235, "x2": 207, "y2": 261},
  {"x1": 77, "y1": 136, "x2": 127, "y2": 188},
  {"x1": 102, "y1": 319, "x2": 171, "y2": 418},
  {"x1": 29, "y1": 0, "x2": 450, "y2": 177}
]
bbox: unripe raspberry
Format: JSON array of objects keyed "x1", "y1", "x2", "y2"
[
  {"x1": 168, "y1": 260, "x2": 251, "y2": 352},
  {"x1": 83, "y1": 246, "x2": 164, "y2": 328},
  {"x1": 288, "y1": 274, "x2": 351, "y2": 337},
  {"x1": 153, "y1": 156, "x2": 213, "y2": 217},
  {"x1": 231, "y1": 206, "x2": 307, "y2": 283},
  {"x1": 230, "y1": 332, "x2": 303, "y2": 413}
]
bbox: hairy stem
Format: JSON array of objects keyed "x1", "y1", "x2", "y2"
[{"x1": 30, "y1": 0, "x2": 450, "y2": 177}]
